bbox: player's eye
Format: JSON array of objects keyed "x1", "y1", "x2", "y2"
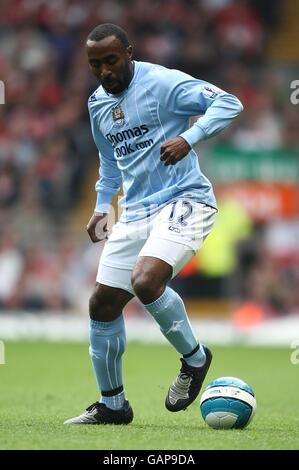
[
  {"x1": 106, "y1": 56, "x2": 118, "y2": 65},
  {"x1": 89, "y1": 61, "x2": 100, "y2": 69}
]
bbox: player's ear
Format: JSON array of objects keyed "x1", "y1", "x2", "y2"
[{"x1": 126, "y1": 45, "x2": 133, "y2": 60}]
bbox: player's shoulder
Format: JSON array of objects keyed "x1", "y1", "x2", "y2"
[
  {"x1": 136, "y1": 60, "x2": 198, "y2": 89},
  {"x1": 87, "y1": 85, "x2": 106, "y2": 108},
  {"x1": 136, "y1": 60, "x2": 172, "y2": 82}
]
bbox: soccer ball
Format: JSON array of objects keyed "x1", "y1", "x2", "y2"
[{"x1": 200, "y1": 377, "x2": 256, "y2": 429}]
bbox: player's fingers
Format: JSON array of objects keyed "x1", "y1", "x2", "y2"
[
  {"x1": 160, "y1": 142, "x2": 167, "y2": 153},
  {"x1": 160, "y1": 142, "x2": 171, "y2": 158},
  {"x1": 161, "y1": 154, "x2": 170, "y2": 164},
  {"x1": 87, "y1": 227, "x2": 99, "y2": 243},
  {"x1": 94, "y1": 222, "x2": 109, "y2": 242},
  {"x1": 163, "y1": 155, "x2": 176, "y2": 166},
  {"x1": 89, "y1": 232, "x2": 97, "y2": 243},
  {"x1": 169, "y1": 154, "x2": 181, "y2": 165},
  {"x1": 93, "y1": 235, "x2": 107, "y2": 243},
  {"x1": 160, "y1": 150, "x2": 168, "y2": 161},
  {"x1": 101, "y1": 223, "x2": 108, "y2": 234},
  {"x1": 161, "y1": 148, "x2": 174, "y2": 161}
]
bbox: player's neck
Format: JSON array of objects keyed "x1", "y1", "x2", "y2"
[
  {"x1": 128, "y1": 60, "x2": 135, "y2": 86},
  {"x1": 104, "y1": 61, "x2": 135, "y2": 97}
]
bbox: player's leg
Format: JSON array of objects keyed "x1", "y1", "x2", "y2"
[
  {"x1": 132, "y1": 255, "x2": 205, "y2": 362},
  {"x1": 89, "y1": 283, "x2": 133, "y2": 409},
  {"x1": 64, "y1": 282, "x2": 134, "y2": 425},
  {"x1": 132, "y1": 200, "x2": 217, "y2": 412},
  {"x1": 65, "y1": 219, "x2": 143, "y2": 425}
]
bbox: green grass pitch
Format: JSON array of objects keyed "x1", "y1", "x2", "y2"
[{"x1": 0, "y1": 341, "x2": 298, "y2": 450}]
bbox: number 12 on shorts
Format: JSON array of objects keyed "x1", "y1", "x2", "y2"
[{"x1": 168, "y1": 200, "x2": 193, "y2": 226}]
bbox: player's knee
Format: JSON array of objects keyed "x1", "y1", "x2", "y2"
[
  {"x1": 89, "y1": 289, "x2": 116, "y2": 321},
  {"x1": 131, "y1": 271, "x2": 164, "y2": 304}
]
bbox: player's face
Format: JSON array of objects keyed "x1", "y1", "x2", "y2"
[{"x1": 86, "y1": 36, "x2": 133, "y2": 94}]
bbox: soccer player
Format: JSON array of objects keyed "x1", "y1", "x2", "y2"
[{"x1": 64, "y1": 23, "x2": 243, "y2": 425}]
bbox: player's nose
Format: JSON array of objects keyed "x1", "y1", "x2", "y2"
[{"x1": 100, "y1": 66, "x2": 112, "y2": 80}]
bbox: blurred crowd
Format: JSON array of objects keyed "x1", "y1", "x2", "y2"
[{"x1": 0, "y1": 0, "x2": 298, "y2": 315}]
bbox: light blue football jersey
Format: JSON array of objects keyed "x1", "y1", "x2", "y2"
[{"x1": 88, "y1": 61, "x2": 243, "y2": 222}]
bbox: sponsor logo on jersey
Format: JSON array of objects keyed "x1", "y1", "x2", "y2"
[
  {"x1": 106, "y1": 125, "x2": 149, "y2": 145},
  {"x1": 106, "y1": 124, "x2": 153, "y2": 157}
]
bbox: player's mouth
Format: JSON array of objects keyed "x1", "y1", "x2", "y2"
[{"x1": 102, "y1": 78, "x2": 120, "y2": 91}]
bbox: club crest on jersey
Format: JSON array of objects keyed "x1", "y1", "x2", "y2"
[{"x1": 112, "y1": 106, "x2": 125, "y2": 127}]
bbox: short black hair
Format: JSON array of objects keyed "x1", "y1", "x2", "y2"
[{"x1": 87, "y1": 23, "x2": 130, "y2": 48}]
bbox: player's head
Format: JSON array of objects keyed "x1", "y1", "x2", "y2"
[{"x1": 86, "y1": 24, "x2": 133, "y2": 95}]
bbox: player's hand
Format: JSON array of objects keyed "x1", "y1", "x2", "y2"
[
  {"x1": 160, "y1": 137, "x2": 191, "y2": 166},
  {"x1": 86, "y1": 212, "x2": 108, "y2": 243}
]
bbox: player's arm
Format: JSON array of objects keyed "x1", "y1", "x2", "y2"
[
  {"x1": 87, "y1": 102, "x2": 122, "y2": 242},
  {"x1": 159, "y1": 71, "x2": 243, "y2": 165}
]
